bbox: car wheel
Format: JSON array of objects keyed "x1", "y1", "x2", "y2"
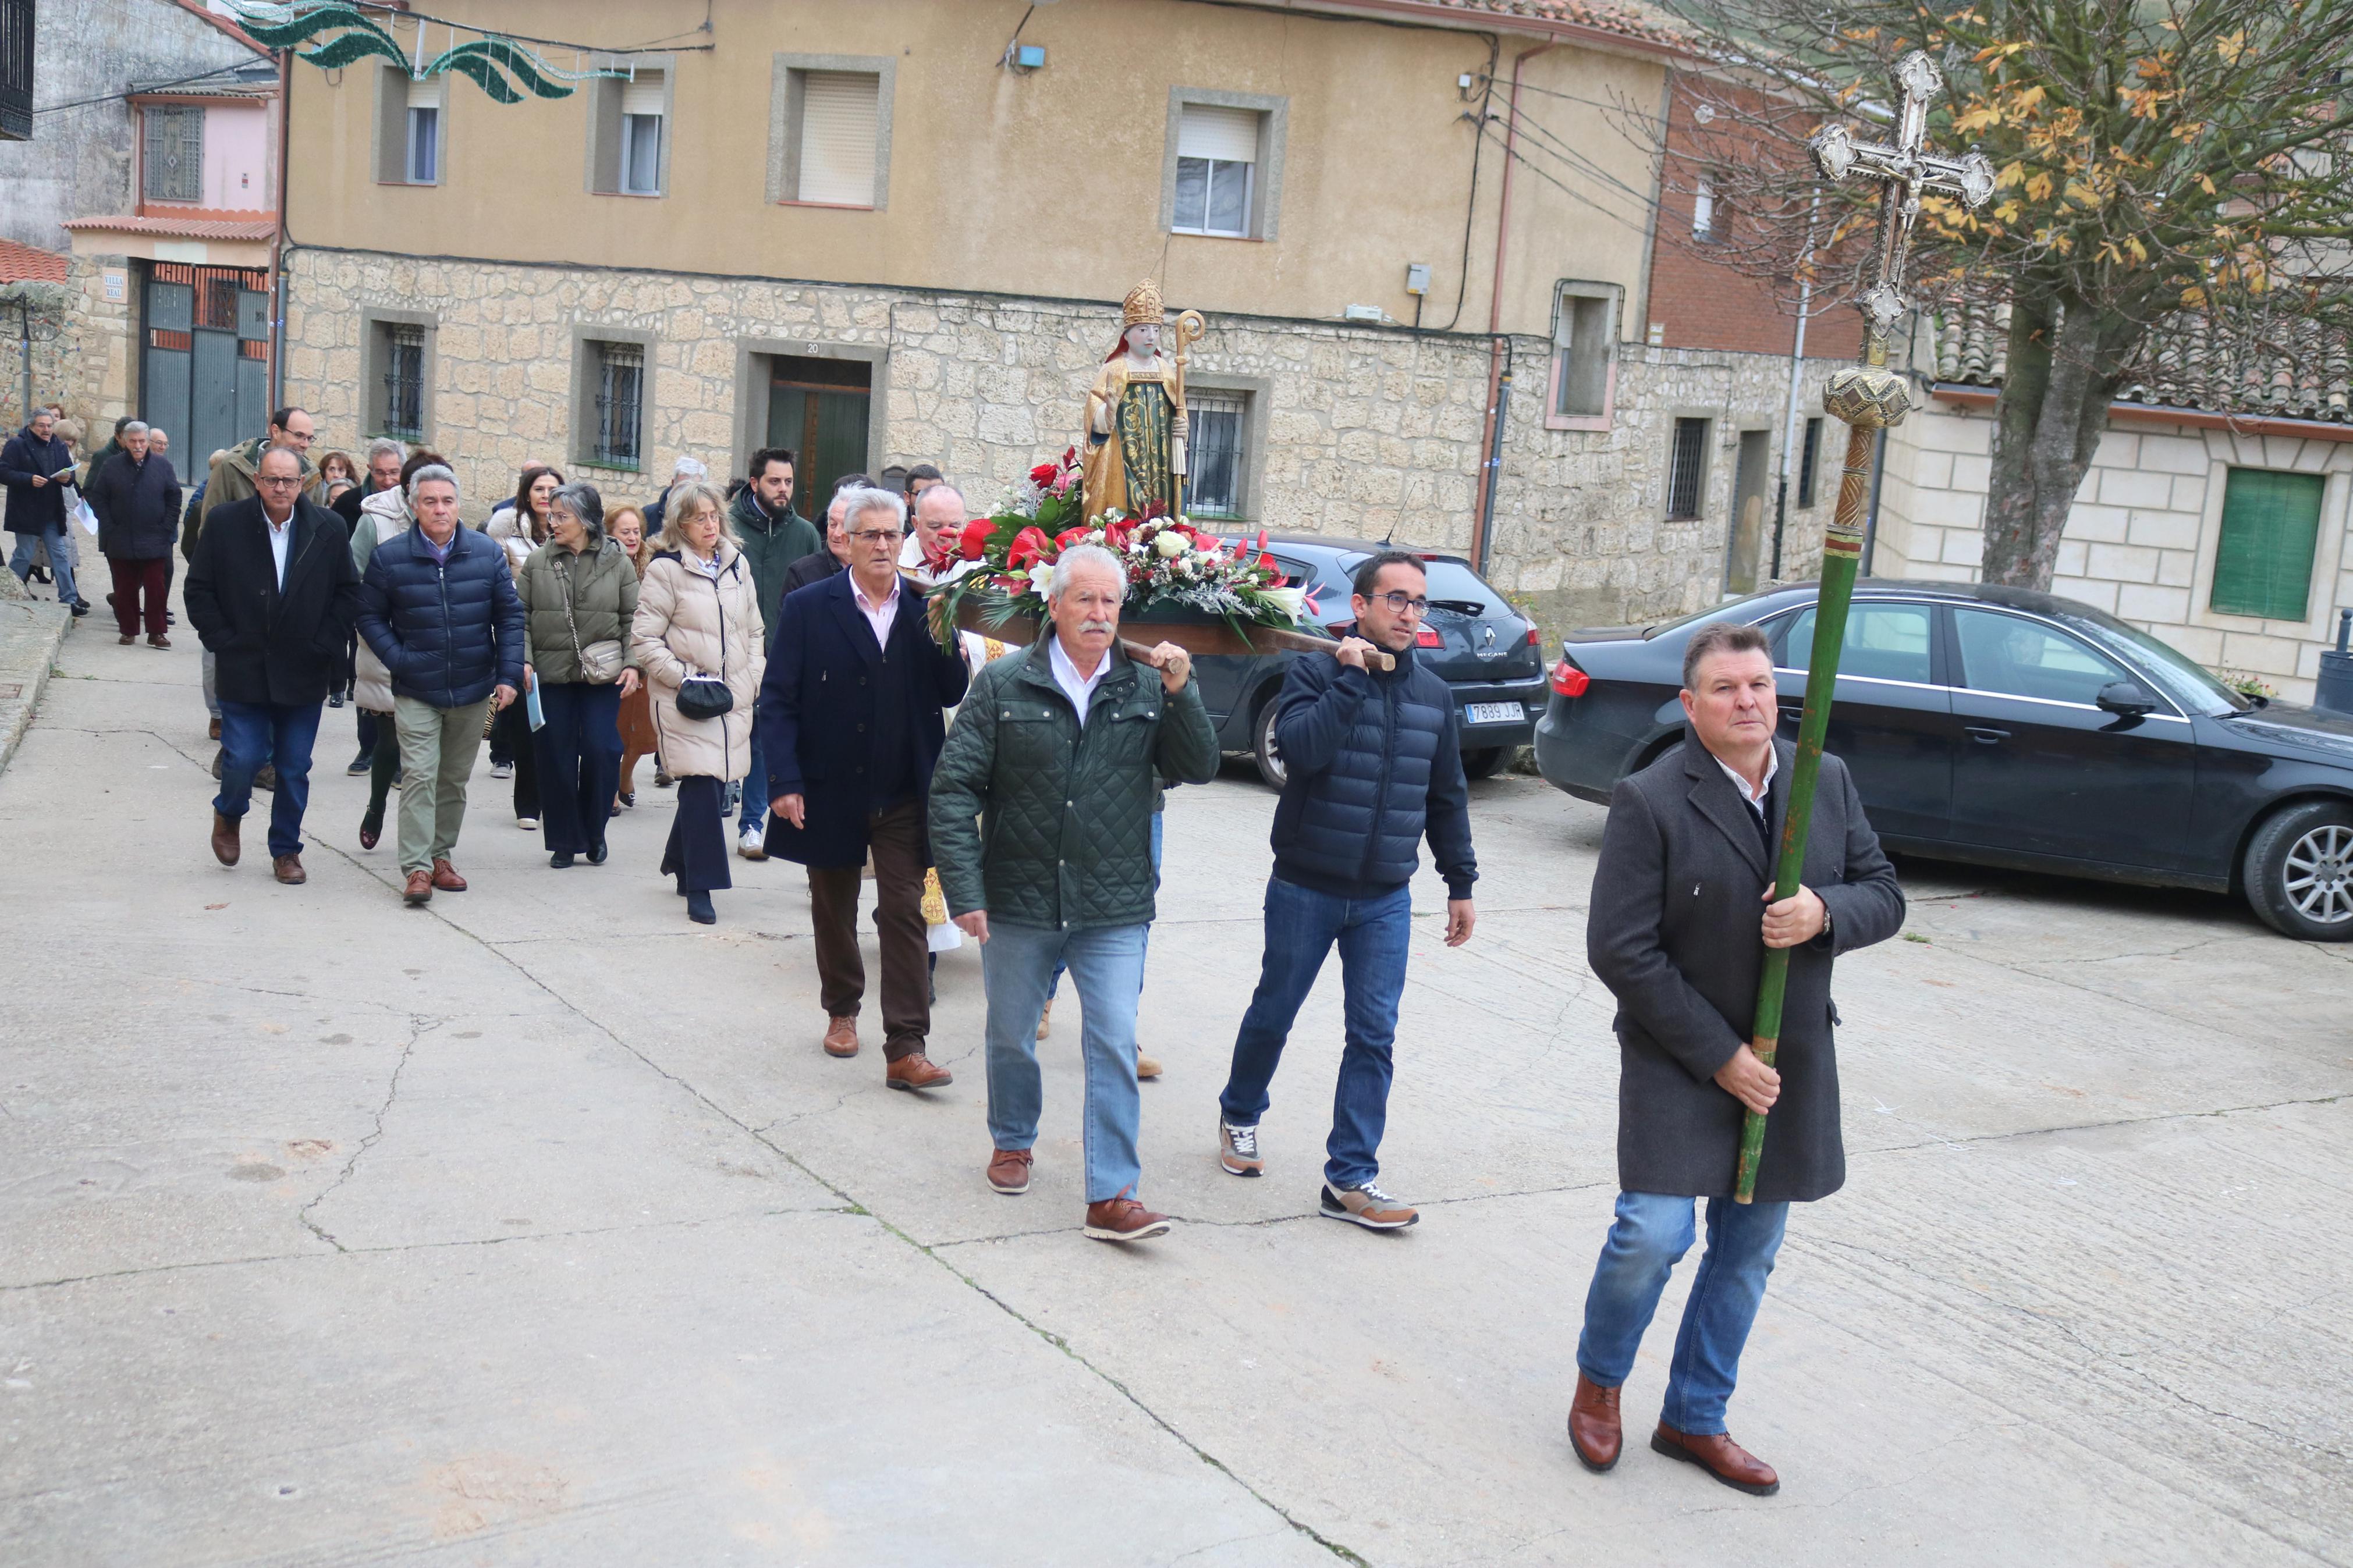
[
  {"x1": 1253, "y1": 698, "x2": 1287, "y2": 790},
  {"x1": 2242, "y1": 801, "x2": 2353, "y2": 940},
  {"x1": 1463, "y1": 746, "x2": 1510, "y2": 780}
]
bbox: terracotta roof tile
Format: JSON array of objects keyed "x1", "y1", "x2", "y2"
[
  {"x1": 1409, "y1": 0, "x2": 1686, "y2": 45},
  {"x1": 1935, "y1": 296, "x2": 2353, "y2": 425},
  {"x1": 0, "y1": 239, "x2": 71, "y2": 283},
  {"x1": 63, "y1": 214, "x2": 276, "y2": 241}
]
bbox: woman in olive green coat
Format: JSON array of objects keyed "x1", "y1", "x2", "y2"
[{"x1": 519, "y1": 482, "x2": 641, "y2": 867}]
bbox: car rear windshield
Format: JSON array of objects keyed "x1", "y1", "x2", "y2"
[{"x1": 1337, "y1": 555, "x2": 1511, "y2": 616}]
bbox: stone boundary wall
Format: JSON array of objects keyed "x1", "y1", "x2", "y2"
[
  {"x1": 1875, "y1": 401, "x2": 2353, "y2": 701},
  {"x1": 0, "y1": 257, "x2": 133, "y2": 436},
  {"x1": 283, "y1": 248, "x2": 1836, "y2": 631}
]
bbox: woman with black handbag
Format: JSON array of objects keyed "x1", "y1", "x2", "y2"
[
  {"x1": 519, "y1": 482, "x2": 641, "y2": 869},
  {"x1": 631, "y1": 480, "x2": 765, "y2": 924}
]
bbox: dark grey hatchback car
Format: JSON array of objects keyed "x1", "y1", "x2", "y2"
[
  {"x1": 1535, "y1": 580, "x2": 2353, "y2": 940},
  {"x1": 1197, "y1": 535, "x2": 1549, "y2": 787}
]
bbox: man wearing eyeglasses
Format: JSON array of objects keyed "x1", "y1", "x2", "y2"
[
  {"x1": 184, "y1": 445, "x2": 360, "y2": 884},
  {"x1": 758, "y1": 486, "x2": 971, "y2": 1086},
  {"x1": 1213, "y1": 547, "x2": 1478, "y2": 1231}
]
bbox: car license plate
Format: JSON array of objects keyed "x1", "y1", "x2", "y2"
[{"x1": 1465, "y1": 701, "x2": 1524, "y2": 725}]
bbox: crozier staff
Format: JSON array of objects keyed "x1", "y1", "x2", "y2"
[{"x1": 1568, "y1": 620, "x2": 1903, "y2": 1497}]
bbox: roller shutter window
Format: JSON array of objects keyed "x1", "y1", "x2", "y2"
[
  {"x1": 798, "y1": 71, "x2": 879, "y2": 207},
  {"x1": 2210, "y1": 468, "x2": 2326, "y2": 621},
  {"x1": 620, "y1": 70, "x2": 664, "y2": 195},
  {"x1": 1173, "y1": 104, "x2": 1257, "y2": 237},
  {"x1": 144, "y1": 105, "x2": 204, "y2": 203},
  {"x1": 406, "y1": 76, "x2": 440, "y2": 184}
]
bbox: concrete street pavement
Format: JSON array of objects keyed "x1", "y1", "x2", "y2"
[{"x1": 3, "y1": 618, "x2": 2348, "y2": 1566}]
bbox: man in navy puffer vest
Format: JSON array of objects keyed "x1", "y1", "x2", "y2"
[{"x1": 1215, "y1": 549, "x2": 1479, "y2": 1229}]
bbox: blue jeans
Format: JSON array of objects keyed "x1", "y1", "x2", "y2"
[
  {"x1": 1575, "y1": 1191, "x2": 1790, "y2": 1435},
  {"x1": 214, "y1": 698, "x2": 324, "y2": 859},
  {"x1": 1218, "y1": 875, "x2": 1412, "y2": 1189},
  {"x1": 982, "y1": 920, "x2": 1148, "y2": 1204},
  {"x1": 1049, "y1": 809, "x2": 1161, "y2": 1000},
  {"x1": 9, "y1": 522, "x2": 78, "y2": 604},
  {"x1": 738, "y1": 714, "x2": 766, "y2": 829}
]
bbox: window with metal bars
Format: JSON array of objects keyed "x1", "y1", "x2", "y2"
[
  {"x1": 1, "y1": 0, "x2": 34, "y2": 142},
  {"x1": 1666, "y1": 417, "x2": 1710, "y2": 521},
  {"x1": 1186, "y1": 392, "x2": 1246, "y2": 518},
  {"x1": 381, "y1": 323, "x2": 425, "y2": 440},
  {"x1": 143, "y1": 105, "x2": 204, "y2": 202},
  {"x1": 592, "y1": 341, "x2": 644, "y2": 469},
  {"x1": 1797, "y1": 417, "x2": 1823, "y2": 509}
]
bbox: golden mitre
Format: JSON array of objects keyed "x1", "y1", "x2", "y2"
[{"x1": 1122, "y1": 279, "x2": 1165, "y2": 327}]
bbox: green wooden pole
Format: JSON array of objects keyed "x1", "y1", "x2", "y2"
[{"x1": 1733, "y1": 381, "x2": 1900, "y2": 1204}]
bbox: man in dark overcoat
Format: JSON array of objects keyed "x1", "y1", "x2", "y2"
[
  {"x1": 1571, "y1": 618, "x2": 1904, "y2": 1496},
  {"x1": 183, "y1": 446, "x2": 361, "y2": 884},
  {"x1": 760, "y1": 485, "x2": 969, "y2": 1088}
]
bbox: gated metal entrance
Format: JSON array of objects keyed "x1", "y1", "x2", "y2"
[{"x1": 141, "y1": 262, "x2": 269, "y2": 465}]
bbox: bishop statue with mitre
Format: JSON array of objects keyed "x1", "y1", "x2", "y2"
[{"x1": 1082, "y1": 279, "x2": 1194, "y2": 522}]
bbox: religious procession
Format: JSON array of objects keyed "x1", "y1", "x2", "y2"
[{"x1": 5, "y1": 0, "x2": 2350, "y2": 1562}]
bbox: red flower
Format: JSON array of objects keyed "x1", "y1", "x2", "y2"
[
  {"x1": 1055, "y1": 527, "x2": 1091, "y2": 551},
  {"x1": 958, "y1": 518, "x2": 995, "y2": 560},
  {"x1": 1062, "y1": 445, "x2": 1078, "y2": 466},
  {"x1": 1102, "y1": 517, "x2": 1130, "y2": 553},
  {"x1": 1029, "y1": 462, "x2": 1059, "y2": 484},
  {"x1": 1138, "y1": 498, "x2": 1169, "y2": 521},
  {"x1": 1007, "y1": 526, "x2": 1052, "y2": 570}
]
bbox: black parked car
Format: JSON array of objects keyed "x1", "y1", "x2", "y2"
[
  {"x1": 1198, "y1": 535, "x2": 1549, "y2": 787},
  {"x1": 1535, "y1": 579, "x2": 2353, "y2": 940}
]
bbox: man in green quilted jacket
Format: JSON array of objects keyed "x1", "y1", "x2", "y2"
[{"x1": 929, "y1": 545, "x2": 1218, "y2": 1243}]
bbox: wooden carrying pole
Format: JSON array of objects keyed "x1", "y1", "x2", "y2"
[{"x1": 948, "y1": 599, "x2": 1393, "y2": 671}]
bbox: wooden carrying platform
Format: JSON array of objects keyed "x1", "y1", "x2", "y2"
[{"x1": 947, "y1": 600, "x2": 1393, "y2": 670}]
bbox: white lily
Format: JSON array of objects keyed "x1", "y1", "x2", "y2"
[
  {"x1": 1027, "y1": 563, "x2": 1056, "y2": 599},
  {"x1": 1259, "y1": 585, "x2": 1307, "y2": 618}
]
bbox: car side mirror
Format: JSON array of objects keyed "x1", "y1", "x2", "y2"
[{"x1": 2096, "y1": 680, "x2": 2159, "y2": 717}]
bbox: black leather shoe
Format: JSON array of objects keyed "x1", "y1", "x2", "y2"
[
  {"x1": 585, "y1": 842, "x2": 608, "y2": 865},
  {"x1": 549, "y1": 851, "x2": 575, "y2": 869}
]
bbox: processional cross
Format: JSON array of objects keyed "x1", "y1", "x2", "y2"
[{"x1": 1734, "y1": 51, "x2": 1994, "y2": 1203}]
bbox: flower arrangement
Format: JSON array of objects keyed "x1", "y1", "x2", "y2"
[{"x1": 927, "y1": 446, "x2": 1305, "y2": 648}]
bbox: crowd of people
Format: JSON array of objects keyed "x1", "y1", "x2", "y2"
[{"x1": 1, "y1": 396, "x2": 1909, "y2": 1496}]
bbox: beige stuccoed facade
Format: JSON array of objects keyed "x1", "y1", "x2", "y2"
[{"x1": 272, "y1": 0, "x2": 1842, "y2": 627}]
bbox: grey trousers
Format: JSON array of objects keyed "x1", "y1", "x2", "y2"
[{"x1": 394, "y1": 695, "x2": 492, "y2": 873}]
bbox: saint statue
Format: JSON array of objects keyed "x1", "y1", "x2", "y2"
[{"x1": 1083, "y1": 279, "x2": 1195, "y2": 521}]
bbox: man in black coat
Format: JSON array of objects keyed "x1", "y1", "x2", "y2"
[
  {"x1": 87, "y1": 421, "x2": 181, "y2": 646},
  {"x1": 760, "y1": 485, "x2": 968, "y2": 1087},
  {"x1": 1567, "y1": 619, "x2": 1904, "y2": 1497},
  {"x1": 1, "y1": 408, "x2": 87, "y2": 614},
  {"x1": 1213, "y1": 549, "x2": 1477, "y2": 1231},
  {"x1": 183, "y1": 446, "x2": 362, "y2": 884}
]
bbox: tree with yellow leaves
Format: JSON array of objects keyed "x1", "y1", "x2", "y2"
[{"x1": 1648, "y1": 0, "x2": 2353, "y2": 587}]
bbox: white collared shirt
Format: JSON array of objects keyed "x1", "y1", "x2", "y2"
[
  {"x1": 264, "y1": 507, "x2": 294, "y2": 588},
  {"x1": 1048, "y1": 635, "x2": 1112, "y2": 727},
  {"x1": 1714, "y1": 745, "x2": 1777, "y2": 812},
  {"x1": 850, "y1": 571, "x2": 899, "y2": 650}
]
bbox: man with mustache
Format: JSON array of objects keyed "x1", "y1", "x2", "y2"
[{"x1": 928, "y1": 545, "x2": 1218, "y2": 1243}]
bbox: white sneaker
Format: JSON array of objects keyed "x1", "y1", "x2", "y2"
[
  {"x1": 1218, "y1": 1119, "x2": 1263, "y2": 1178},
  {"x1": 516, "y1": 816, "x2": 538, "y2": 830},
  {"x1": 738, "y1": 826, "x2": 768, "y2": 861},
  {"x1": 489, "y1": 762, "x2": 512, "y2": 780}
]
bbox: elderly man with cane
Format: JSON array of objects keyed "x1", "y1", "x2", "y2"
[
  {"x1": 1568, "y1": 619, "x2": 1903, "y2": 1496},
  {"x1": 928, "y1": 545, "x2": 1218, "y2": 1243}
]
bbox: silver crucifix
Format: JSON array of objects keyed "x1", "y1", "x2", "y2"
[{"x1": 1809, "y1": 51, "x2": 1997, "y2": 353}]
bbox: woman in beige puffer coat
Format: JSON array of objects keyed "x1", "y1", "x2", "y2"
[{"x1": 630, "y1": 479, "x2": 765, "y2": 924}]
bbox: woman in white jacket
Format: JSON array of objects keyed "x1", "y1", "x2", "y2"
[
  {"x1": 630, "y1": 480, "x2": 765, "y2": 926},
  {"x1": 484, "y1": 463, "x2": 560, "y2": 822}
]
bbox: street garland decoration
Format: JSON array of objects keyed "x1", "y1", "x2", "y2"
[
  {"x1": 926, "y1": 447, "x2": 1305, "y2": 654},
  {"x1": 226, "y1": 2, "x2": 616, "y2": 103}
]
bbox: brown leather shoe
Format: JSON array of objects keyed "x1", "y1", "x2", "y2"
[
  {"x1": 148, "y1": 633, "x2": 171, "y2": 649},
  {"x1": 822, "y1": 1016, "x2": 859, "y2": 1058},
  {"x1": 1083, "y1": 1190, "x2": 1173, "y2": 1243},
  {"x1": 208, "y1": 715, "x2": 221, "y2": 740},
  {"x1": 1135, "y1": 1048, "x2": 1163, "y2": 1080},
  {"x1": 1651, "y1": 1421, "x2": 1779, "y2": 1496},
  {"x1": 431, "y1": 858, "x2": 467, "y2": 893},
  {"x1": 1035, "y1": 997, "x2": 1052, "y2": 1041},
  {"x1": 986, "y1": 1147, "x2": 1032, "y2": 1195},
  {"x1": 403, "y1": 869, "x2": 434, "y2": 905},
  {"x1": 1567, "y1": 1373, "x2": 1623, "y2": 1472},
  {"x1": 118, "y1": 632, "x2": 134, "y2": 645},
  {"x1": 885, "y1": 1052, "x2": 952, "y2": 1091},
  {"x1": 210, "y1": 810, "x2": 241, "y2": 867},
  {"x1": 271, "y1": 853, "x2": 306, "y2": 885}
]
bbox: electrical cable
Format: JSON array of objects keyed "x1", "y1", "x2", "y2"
[
  {"x1": 1476, "y1": 120, "x2": 1653, "y2": 236},
  {"x1": 1493, "y1": 99, "x2": 1665, "y2": 214},
  {"x1": 34, "y1": 63, "x2": 259, "y2": 116},
  {"x1": 238, "y1": 1, "x2": 714, "y2": 56},
  {"x1": 1429, "y1": 33, "x2": 1500, "y2": 335}
]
